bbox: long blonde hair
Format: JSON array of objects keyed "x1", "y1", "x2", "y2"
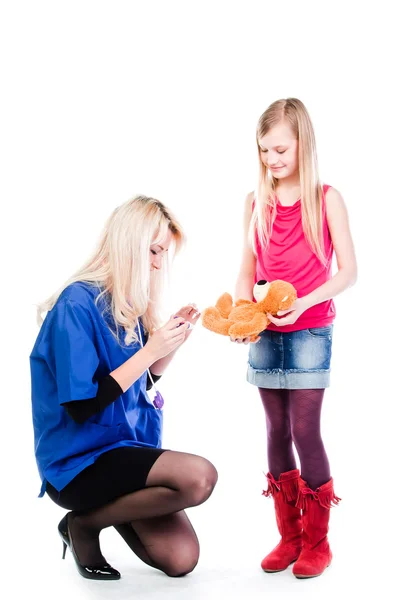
[
  {"x1": 37, "y1": 195, "x2": 185, "y2": 343},
  {"x1": 251, "y1": 98, "x2": 326, "y2": 265}
]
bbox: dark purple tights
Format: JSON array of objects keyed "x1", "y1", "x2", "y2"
[{"x1": 259, "y1": 388, "x2": 331, "y2": 490}]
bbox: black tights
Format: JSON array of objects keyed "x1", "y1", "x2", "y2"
[
  {"x1": 63, "y1": 450, "x2": 217, "y2": 576},
  {"x1": 113, "y1": 513, "x2": 200, "y2": 577},
  {"x1": 259, "y1": 388, "x2": 330, "y2": 489}
]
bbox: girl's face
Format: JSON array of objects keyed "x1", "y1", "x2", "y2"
[
  {"x1": 150, "y1": 228, "x2": 172, "y2": 271},
  {"x1": 258, "y1": 121, "x2": 299, "y2": 180}
]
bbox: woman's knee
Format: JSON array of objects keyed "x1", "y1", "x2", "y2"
[
  {"x1": 147, "y1": 451, "x2": 218, "y2": 505},
  {"x1": 162, "y1": 541, "x2": 200, "y2": 577},
  {"x1": 186, "y1": 458, "x2": 218, "y2": 506}
]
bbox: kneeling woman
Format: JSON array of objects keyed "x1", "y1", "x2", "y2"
[{"x1": 30, "y1": 195, "x2": 217, "y2": 581}]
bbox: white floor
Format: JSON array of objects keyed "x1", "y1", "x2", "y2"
[
  {"x1": 8, "y1": 467, "x2": 392, "y2": 600},
  {"x1": 8, "y1": 310, "x2": 396, "y2": 599}
]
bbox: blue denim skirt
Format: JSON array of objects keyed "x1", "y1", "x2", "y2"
[{"x1": 247, "y1": 325, "x2": 333, "y2": 389}]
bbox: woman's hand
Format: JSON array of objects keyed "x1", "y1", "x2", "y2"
[
  {"x1": 145, "y1": 316, "x2": 190, "y2": 361},
  {"x1": 267, "y1": 297, "x2": 309, "y2": 327},
  {"x1": 173, "y1": 303, "x2": 201, "y2": 341}
]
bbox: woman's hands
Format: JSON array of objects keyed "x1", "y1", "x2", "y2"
[
  {"x1": 145, "y1": 304, "x2": 201, "y2": 360},
  {"x1": 145, "y1": 316, "x2": 189, "y2": 361},
  {"x1": 173, "y1": 303, "x2": 201, "y2": 341}
]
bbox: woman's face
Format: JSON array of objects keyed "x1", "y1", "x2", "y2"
[
  {"x1": 150, "y1": 228, "x2": 173, "y2": 271},
  {"x1": 258, "y1": 120, "x2": 299, "y2": 180}
]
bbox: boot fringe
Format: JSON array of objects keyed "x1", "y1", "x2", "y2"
[
  {"x1": 296, "y1": 478, "x2": 341, "y2": 511},
  {"x1": 280, "y1": 475, "x2": 299, "y2": 503},
  {"x1": 262, "y1": 470, "x2": 300, "y2": 501},
  {"x1": 262, "y1": 472, "x2": 281, "y2": 498}
]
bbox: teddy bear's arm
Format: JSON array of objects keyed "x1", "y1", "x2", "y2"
[
  {"x1": 202, "y1": 307, "x2": 233, "y2": 336},
  {"x1": 229, "y1": 313, "x2": 268, "y2": 339},
  {"x1": 235, "y1": 299, "x2": 253, "y2": 306},
  {"x1": 215, "y1": 293, "x2": 234, "y2": 319}
]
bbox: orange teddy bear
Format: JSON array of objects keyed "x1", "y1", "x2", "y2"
[{"x1": 202, "y1": 280, "x2": 297, "y2": 341}]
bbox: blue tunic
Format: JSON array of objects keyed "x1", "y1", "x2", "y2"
[{"x1": 30, "y1": 282, "x2": 163, "y2": 496}]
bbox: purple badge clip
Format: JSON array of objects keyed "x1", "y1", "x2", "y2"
[{"x1": 153, "y1": 391, "x2": 164, "y2": 410}]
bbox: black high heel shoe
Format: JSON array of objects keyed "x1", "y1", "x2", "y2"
[{"x1": 58, "y1": 513, "x2": 121, "y2": 580}]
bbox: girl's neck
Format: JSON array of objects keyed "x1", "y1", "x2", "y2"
[
  {"x1": 275, "y1": 172, "x2": 300, "y2": 191},
  {"x1": 275, "y1": 175, "x2": 301, "y2": 206}
]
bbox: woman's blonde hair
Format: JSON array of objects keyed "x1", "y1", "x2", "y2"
[
  {"x1": 37, "y1": 195, "x2": 185, "y2": 344},
  {"x1": 251, "y1": 98, "x2": 326, "y2": 265}
]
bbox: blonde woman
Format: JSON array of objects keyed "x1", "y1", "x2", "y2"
[
  {"x1": 233, "y1": 99, "x2": 357, "y2": 578},
  {"x1": 30, "y1": 195, "x2": 217, "y2": 581}
]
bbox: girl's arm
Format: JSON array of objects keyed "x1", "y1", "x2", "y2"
[
  {"x1": 302, "y1": 187, "x2": 357, "y2": 308},
  {"x1": 234, "y1": 192, "x2": 257, "y2": 302}
]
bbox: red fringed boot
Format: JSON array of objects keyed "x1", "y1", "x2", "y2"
[
  {"x1": 292, "y1": 477, "x2": 341, "y2": 579},
  {"x1": 261, "y1": 469, "x2": 303, "y2": 572}
]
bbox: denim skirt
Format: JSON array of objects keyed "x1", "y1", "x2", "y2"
[{"x1": 247, "y1": 325, "x2": 333, "y2": 389}]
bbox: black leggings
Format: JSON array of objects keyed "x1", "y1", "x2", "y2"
[
  {"x1": 46, "y1": 446, "x2": 166, "y2": 512},
  {"x1": 47, "y1": 446, "x2": 216, "y2": 576}
]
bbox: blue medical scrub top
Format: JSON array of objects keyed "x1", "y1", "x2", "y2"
[{"x1": 30, "y1": 282, "x2": 163, "y2": 497}]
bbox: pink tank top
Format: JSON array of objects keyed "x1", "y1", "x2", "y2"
[{"x1": 254, "y1": 184, "x2": 336, "y2": 332}]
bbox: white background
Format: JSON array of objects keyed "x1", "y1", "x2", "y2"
[{"x1": 1, "y1": 1, "x2": 399, "y2": 599}]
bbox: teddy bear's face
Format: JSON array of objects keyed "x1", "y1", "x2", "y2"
[{"x1": 253, "y1": 279, "x2": 296, "y2": 314}]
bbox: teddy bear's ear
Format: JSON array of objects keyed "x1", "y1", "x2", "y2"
[{"x1": 279, "y1": 293, "x2": 296, "y2": 311}]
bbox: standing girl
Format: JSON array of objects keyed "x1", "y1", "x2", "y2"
[
  {"x1": 233, "y1": 98, "x2": 357, "y2": 578},
  {"x1": 30, "y1": 195, "x2": 218, "y2": 581}
]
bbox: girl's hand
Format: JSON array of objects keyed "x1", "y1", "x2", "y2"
[
  {"x1": 145, "y1": 316, "x2": 190, "y2": 361},
  {"x1": 267, "y1": 297, "x2": 309, "y2": 327},
  {"x1": 173, "y1": 303, "x2": 201, "y2": 341},
  {"x1": 229, "y1": 335, "x2": 260, "y2": 345}
]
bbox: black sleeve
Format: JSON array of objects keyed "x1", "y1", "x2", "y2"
[
  {"x1": 62, "y1": 375, "x2": 123, "y2": 425},
  {"x1": 146, "y1": 372, "x2": 162, "y2": 391},
  {"x1": 142, "y1": 328, "x2": 162, "y2": 391},
  {"x1": 144, "y1": 332, "x2": 161, "y2": 392}
]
